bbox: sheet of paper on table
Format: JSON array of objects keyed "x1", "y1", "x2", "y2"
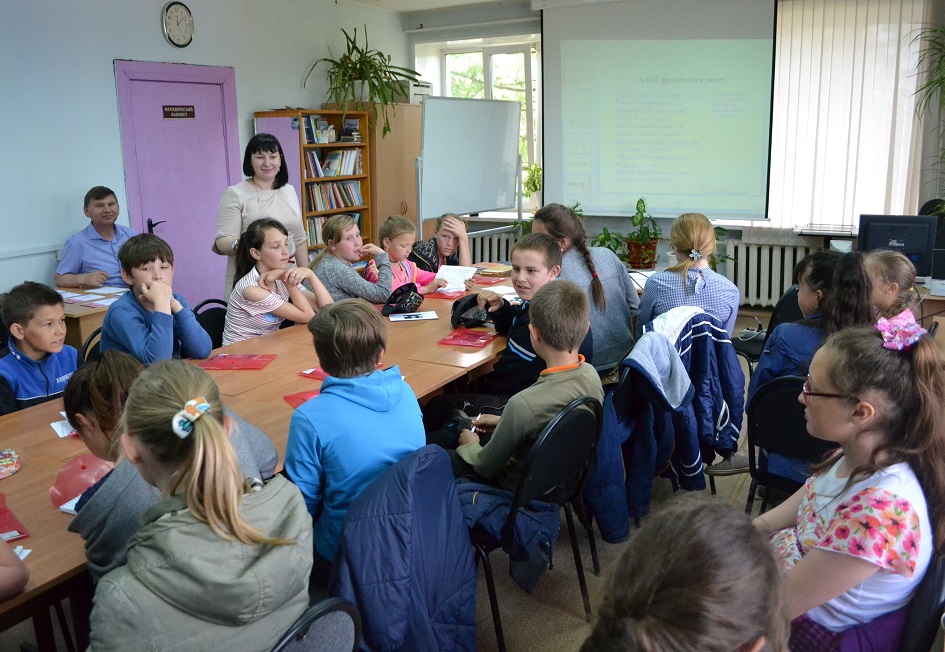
[
  {"x1": 64, "y1": 294, "x2": 105, "y2": 304},
  {"x1": 58, "y1": 291, "x2": 83, "y2": 299},
  {"x1": 389, "y1": 311, "x2": 438, "y2": 322},
  {"x1": 93, "y1": 287, "x2": 128, "y2": 295},
  {"x1": 51, "y1": 419, "x2": 75, "y2": 438},
  {"x1": 434, "y1": 265, "x2": 478, "y2": 291},
  {"x1": 487, "y1": 285, "x2": 519, "y2": 296},
  {"x1": 84, "y1": 296, "x2": 120, "y2": 307}
]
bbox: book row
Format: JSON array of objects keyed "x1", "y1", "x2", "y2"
[
  {"x1": 305, "y1": 180, "x2": 364, "y2": 214},
  {"x1": 304, "y1": 149, "x2": 363, "y2": 178}
]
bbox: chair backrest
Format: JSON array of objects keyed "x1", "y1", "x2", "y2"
[
  {"x1": 929, "y1": 320, "x2": 939, "y2": 340},
  {"x1": 899, "y1": 555, "x2": 945, "y2": 652},
  {"x1": 81, "y1": 327, "x2": 103, "y2": 363},
  {"x1": 746, "y1": 376, "x2": 836, "y2": 488},
  {"x1": 506, "y1": 397, "x2": 604, "y2": 534},
  {"x1": 762, "y1": 285, "x2": 804, "y2": 347},
  {"x1": 192, "y1": 298, "x2": 228, "y2": 350},
  {"x1": 270, "y1": 597, "x2": 361, "y2": 652}
]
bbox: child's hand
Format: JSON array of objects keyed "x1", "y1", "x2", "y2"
[
  {"x1": 463, "y1": 277, "x2": 476, "y2": 291},
  {"x1": 477, "y1": 290, "x2": 504, "y2": 313},
  {"x1": 422, "y1": 278, "x2": 448, "y2": 294},
  {"x1": 471, "y1": 414, "x2": 500, "y2": 435},
  {"x1": 140, "y1": 280, "x2": 173, "y2": 312},
  {"x1": 258, "y1": 269, "x2": 285, "y2": 291},
  {"x1": 361, "y1": 243, "x2": 384, "y2": 257},
  {"x1": 458, "y1": 429, "x2": 480, "y2": 446},
  {"x1": 283, "y1": 267, "x2": 312, "y2": 287},
  {"x1": 441, "y1": 216, "x2": 468, "y2": 242}
]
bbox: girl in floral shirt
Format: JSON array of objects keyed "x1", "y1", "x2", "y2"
[{"x1": 753, "y1": 322, "x2": 945, "y2": 650}]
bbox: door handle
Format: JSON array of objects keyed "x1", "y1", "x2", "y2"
[{"x1": 147, "y1": 218, "x2": 168, "y2": 234}]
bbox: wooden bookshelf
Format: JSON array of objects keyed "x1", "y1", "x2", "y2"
[{"x1": 253, "y1": 109, "x2": 372, "y2": 251}]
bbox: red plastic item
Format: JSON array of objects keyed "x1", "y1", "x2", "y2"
[
  {"x1": 425, "y1": 289, "x2": 468, "y2": 299},
  {"x1": 299, "y1": 362, "x2": 382, "y2": 381},
  {"x1": 471, "y1": 275, "x2": 506, "y2": 285},
  {"x1": 284, "y1": 389, "x2": 320, "y2": 408},
  {"x1": 198, "y1": 354, "x2": 276, "y2": 370},
  {"x1": 48, "y1": 452, "x2": 114, "y2": 509},
  {"x1": 0, "y1": 494, "x2": 29, "y2": 542},
  {"x1": 438, "y1": 326, "x2": 500, "y2": 348}
]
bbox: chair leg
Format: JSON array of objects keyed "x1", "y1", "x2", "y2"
[
  {"x1": 564, "y1": 503, "x2": 592, "y2": 621},
  {"x1": 759, "y1": 488, "x2": 770, "y2": 514},
  {"x1": 709, "y1": 475, "x2": 717, "y2": 494},
  {"x1": 745, "y1": 479, "x2": 758, "y2": 514},
  {"x1": 586, "y1": 520, "x2": 601, "y2": 577},
  {"x1": 54, "y1": 602, "x2": 77, "y2": 652},
  {"x1": 476, "y1": 545, "x2": 506, "y2": 652}
]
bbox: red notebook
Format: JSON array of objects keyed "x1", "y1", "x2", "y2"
[
  {"x1": 425, "y1": 289, "x2": 468, "y2": 299},
  {"x1": 199, "y1": 354, "x2": 276, "y2": 370},
  {"x1": 299, "y1": 363, "x2": 383, "y2": 381},
  {"x1": 0, "y1": 495, "x2": 29, "y2": 542},
  {"x1": 438, "y1": 327, "x2": 500, "y2": 348},
  {"x1": 284, "y1": 389, "x2": 320, "y2": 408},
  {"x1": 472, "y1": 275, "x2": 506, "y2": 286}
]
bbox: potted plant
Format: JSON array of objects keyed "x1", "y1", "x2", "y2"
[
  {"x1": 710, "y1": 226, "x2": 735, "y2": 272},
  {"x1": 591, "y1": 226, "x2": 627, "y2": 261},
  {"x1": 624, "y1": 198, "x2": 662, "y2": 269},
  {"x1": 916, "y1": 25, "x2": 945, "y2": 209},
  {"x1": 305, "y1": 26, "x2": 421, "y2": 136},
  {"x1": 522, "y1": 163, "x2": 542, "y2": 208}
]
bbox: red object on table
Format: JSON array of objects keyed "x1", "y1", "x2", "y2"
[
  {"x1": 438, "y1": 326, "x2": 500, "y2": 348},
  {"x1": 284, "y1": 389, "x2": 320, "y2": 408},
  {"x1": 199, "y1": 354, "x2": 276, "y2": 370},
  {"x1": 0, "y1": 494, "x2": 29, "y2": 542}
]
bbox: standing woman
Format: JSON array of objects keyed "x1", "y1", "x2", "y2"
[
  {"x1": 213, "y1": 134, "x2": 308, "y2": 296},
  {"x1": 636, "y1": 212, "x2": 740, "y2": 338},
  {"x1": 532, "y1": 203, "x2": 640, "y2": 372}
]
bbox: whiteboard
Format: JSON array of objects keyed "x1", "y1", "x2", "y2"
[{"x1": 419, "y1": 97, "x2": 521, "y2": 219}]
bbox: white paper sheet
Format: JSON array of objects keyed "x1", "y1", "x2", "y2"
[
  {"x1": 389, "y1": 311, "x2": 439, "y2": 322},
  {"x1": 58, "y1": 291, "x2": 82, "y2": 299},
  {"x1": 434, "y1": 265, "x2": 478, "y2": 292},
  {"x1": 486, "y1": 285, "x2": 519, "y2": 296},
  {"x1": 59, "y1": 496, "x2": 81, "y2": 515},
  {"x1": 93, "y1": 287, "x2": 127, "y2": 295},
  {"x1": 51, "y1": 419, "x2": 75, "y2": 438},
  {"x1": 84, "y1": 296, "x2": 120, "y2": 307}
]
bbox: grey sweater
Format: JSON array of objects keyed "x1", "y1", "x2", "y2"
[
  {"x1": 312, "y1": 252, "x2": 392, "y2": 303},
  {"x1": 558, "y1": 246, "x2": 640, "y2": 372},
  {"x1": 68, "y1": 408, "x2": 278, "y2": 583}
]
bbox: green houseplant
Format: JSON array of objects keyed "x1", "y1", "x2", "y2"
[
  {"x1": 305, "y1": 26, "x2": 421, "y2": 136},
  {"x1": 523, "y1": 163, "x2": 542, "y2": 199},
  {"x1": 624, "y1": 198, "x2": 662, "y2": 269},
  {"x1": 915, "y1": 25, "x2": 945, "y2": 210}
]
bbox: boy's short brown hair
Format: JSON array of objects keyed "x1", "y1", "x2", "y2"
[
  {"x1": 529, "y1": 280, "x2": 589, "y2": 353},
  {"x1": 117, "y1": 234, "x2": 174, "y2": 275},
  {"x1": 0, "y1": 281, "x2": 63, "y2": 330},
  {"x1": 511, "y1": 233, "x2": 562, "y2": 269},
  {"x1": 308, "y1": 299, "x2": 386, "y2": 378}
]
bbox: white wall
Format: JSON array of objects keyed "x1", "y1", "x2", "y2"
[{"x1": 0, "y1": 0, "x2": 406, "y2": 292}]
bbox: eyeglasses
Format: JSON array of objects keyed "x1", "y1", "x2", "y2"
[{"x1": 802, "y1": 375, "x2": 858, "y2": 405}]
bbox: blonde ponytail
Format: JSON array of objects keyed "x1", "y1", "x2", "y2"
[{"x1": 120, "y1": 360, "x2": 291, "y2": 546}]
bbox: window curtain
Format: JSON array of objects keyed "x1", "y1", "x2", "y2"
[{"x1": 747, "y1": 0, "x2": 929, "y2": 242}]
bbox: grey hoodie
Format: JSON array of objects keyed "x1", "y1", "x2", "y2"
[{"x1": 89, "y1": 475, "x2": 313, "y2": 651}]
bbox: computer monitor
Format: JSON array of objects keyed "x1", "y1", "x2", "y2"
[{"x1": 857, "y1": 214, "x2": 937, "y2": 277}]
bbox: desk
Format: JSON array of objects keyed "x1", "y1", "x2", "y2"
[
  {"x1": 57, "y1": 288, "x2": 124, "y2": 352},
  {"x1": 0, "y1": 286, "x2": 506, "y2": 647}
]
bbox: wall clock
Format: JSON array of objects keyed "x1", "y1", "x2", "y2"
[{"x1": 162, "y1": 2, "x2": 194, "y2": 48}]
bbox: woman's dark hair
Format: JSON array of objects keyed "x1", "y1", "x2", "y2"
[
  {"x1": 817, "y1": 327, "x2": 945, "y2": 554},
  {"x1": 234, "y1": 218, "x2": 289, "y2": 281},
  {"x1": 793, "y1": 250, "x2": 873, "y2": 336},
  {"x1": 533, "y1": 203, "x2": 606, "y2": 311},
  {"x1": 242, "y1": 133, "x2": 289, "y2": 189},
  {"x1": 581, "y1": 497, "x2": 788, "y2": 652}
]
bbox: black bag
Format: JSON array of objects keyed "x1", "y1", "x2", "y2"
[
  {"x1": 382, "y1": 283, "x2": 424, "y2": 316},
  {"x1": 451, "y1": 294, "x2": 489, "y2": 328}
]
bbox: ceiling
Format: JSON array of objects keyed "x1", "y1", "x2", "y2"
[{"x1": 351, "y1": 0, "x2": 523, "y2": 15}]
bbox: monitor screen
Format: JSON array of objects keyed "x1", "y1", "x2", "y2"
[{"x1": 857, "y1": 214, "x2": 937, "y2": 277}]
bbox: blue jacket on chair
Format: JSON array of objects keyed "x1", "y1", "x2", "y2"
[{"x1": 331, "y1": 446, "x2": 477, "y2": 652}]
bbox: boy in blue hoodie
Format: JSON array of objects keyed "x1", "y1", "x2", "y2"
[
  {"x1": 100, "y1": 234, "x2": 211, "y2": 364},
  {"x1": 0, "y1": 282, "x2": 78, "y2": 415},
  {"x1": 285, "y1": 299, "x2": 424, "y2": 582}
]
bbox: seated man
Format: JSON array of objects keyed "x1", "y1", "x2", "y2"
[
  {"x1": 55, "y1": 186, "x2": 136, "y2": 289},
  {"x1": 451, "y1": 280, "x2": 604, "y2": 490},
  {"x1": 285, "y1": 299, "x2": 424, "y2": 584},
  {"x1": 0, "y1": 282, "x2": 78, "y2": 415}
]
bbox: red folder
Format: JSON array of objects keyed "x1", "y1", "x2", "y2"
[
  {"x1": 438, "y1": 327, "x2": 500, "y2": 348},
  {"x1": 199, "y1": 354, "x2": 276, "y2": 370}
]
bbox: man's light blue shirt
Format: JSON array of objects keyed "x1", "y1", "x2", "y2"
[{"x1": 57, "y1": 223, "x2": 136, "y2": 287}]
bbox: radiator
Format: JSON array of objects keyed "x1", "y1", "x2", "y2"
[
  {"x1": 723, "y1": 240, "x2": 815, "y2": 308},
  {"x1": 469, "y1": 229, "x2": 519, "y2": 263}
]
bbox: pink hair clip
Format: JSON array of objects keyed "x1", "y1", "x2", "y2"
[{"x1": 875, "y1": 317, "x2": 926, "y2": 351}]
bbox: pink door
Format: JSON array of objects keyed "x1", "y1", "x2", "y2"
[{"x1": 115, "y1": 60, "x2": 241, "y2": 306}]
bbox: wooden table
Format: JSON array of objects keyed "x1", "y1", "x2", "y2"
[
  {"x1": 57, "y1": 288, "x2": 125, "y2": 352},
  {"x1": 0, "y1": 285, "x2": 507, "y2": 648}
]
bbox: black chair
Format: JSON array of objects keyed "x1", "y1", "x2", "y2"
[
  {"x1": 270, "y1": 597, "x2": 361, "y2": 652},
  {"x1": 472, "y1": 396, "x2": 603, "y2": 652},
  {"x1": 192, "y1": 298, "x2": 228, "y2": 350},
  {"x1": 745, "y1": 376, "x2": 836, "y2": 514},
  {"x1": 929, "y1": 320, "x2": 939, "y2": 340},
  {"x1": 81, "y1": 327, "x2": 103, "y2": 363},
  {"x1": 733, "y1": 285, "x2": 804, "y2": 377},
  {"x1": 899, "y1": 555, "x2": 945, "y2": 652}
]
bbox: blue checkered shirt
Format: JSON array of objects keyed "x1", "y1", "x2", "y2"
[{"x1": 636, "y1": 267, "x2": 740, "y2": 338}]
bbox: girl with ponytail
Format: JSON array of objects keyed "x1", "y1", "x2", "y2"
[
  {"x1": 754, "y1": 324, "x2": 945, "y2": 650},
  {"x1": 636, "y1": 212, "x2": 740, "y2": 338},
  {"x1": 533, "y1": 203, "x2": 640, "y2": 372},
  {"x1": 89, "y1": 360, "x2": 312, "y2": 651}
]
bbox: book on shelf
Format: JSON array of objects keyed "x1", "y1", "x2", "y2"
[
  {"x1": 322, "y1": 151, "x2": 343, "y2": 177},
  {"x1": 302, "y1": 115, "x2": 321, "y2": 145}
]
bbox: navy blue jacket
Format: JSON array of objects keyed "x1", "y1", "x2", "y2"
[
  {"x1": 331, "y1": 446, "x2": 477, "y2": 652},
  {"x1": 0, "y1": 338, "x2": 78, "y2": 416}
]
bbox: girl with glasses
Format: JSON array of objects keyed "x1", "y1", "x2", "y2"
[{"x1": 753, "y1": 323, "x2": 945, "y2": 650}]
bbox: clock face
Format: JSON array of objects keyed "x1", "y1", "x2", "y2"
[{"x1": 163, "y1": 2, "x2": 194, "y2": 48}]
